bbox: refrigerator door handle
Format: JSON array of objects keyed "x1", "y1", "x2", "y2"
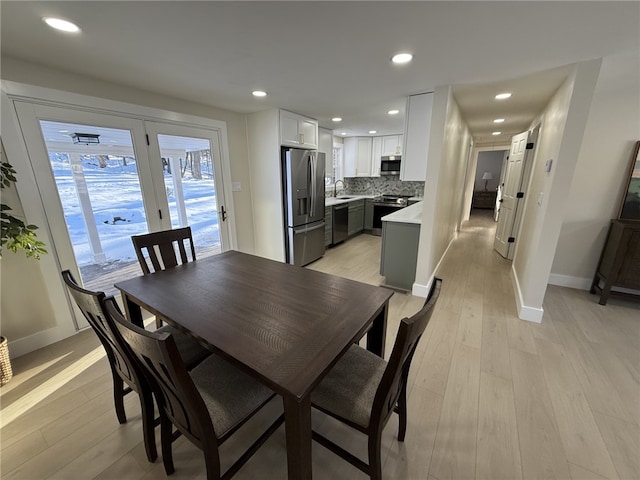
[
  {"x1": 309, "y1": 153, "x2": 316, "y2": 218},
  {"x1": 293, "y1": 222, "x2": 325, "y2": 234}
]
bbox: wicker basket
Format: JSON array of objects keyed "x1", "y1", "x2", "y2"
[{"x1": 0, "y1": 336, "x2": 13, "y2": 386}]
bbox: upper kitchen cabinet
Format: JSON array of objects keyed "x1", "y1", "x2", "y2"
[
  {"x1": 344, "y1": 136, "x2": 373, "y2": 177},
  {"x1": 318, "y1": 127, "x2": 333, "y2": 180},
  {"x1": 382, "y1": 135, "x2": 403, "y2": 156},
  {"x1": 401, "y1": 93, "x2": 433, "y2": 181},
  {"x1": 371, "y1": 135, "x2": 403, "y2": 176},
  {"x1": 280, "y1": 110, "x2": 318, "y2": 149}
]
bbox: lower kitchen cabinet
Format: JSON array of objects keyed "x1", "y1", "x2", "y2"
[
  {"x1": 324, "y1": 206, "x2": 333, "y2": 247},
  {"x1": 380, "y1": 221, "x2": 420, "y2": 290},
  {"x1": 348, "y1": 199, "x2": 365, "y2": 236},
  {"x1": 364, "y1": 199, "x2": 374, "y2": 231}
]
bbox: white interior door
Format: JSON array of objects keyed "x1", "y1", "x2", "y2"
[{"x1": 494, "y1": 131, "x2": 529, "y2": 258}]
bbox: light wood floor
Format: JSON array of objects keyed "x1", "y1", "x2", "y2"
[{"x1": 2, "y1": 211, "x2": 639, "y2": 480}]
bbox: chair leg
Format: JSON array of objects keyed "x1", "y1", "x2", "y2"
[
  {"x1": 161, "y1": 415, "x2": 175, "y2": 475},
  {"x1": 139, "y1": 391, "x2": 158, "y2": 462},
  {"x1": 368, "y1": 433, "x2": 383, "y2": 480},
  {"x1": 202, "y1": 444, "x2": 222, "y2": 480},
  {"x1": 397, "y1": 381, "x2": 408, "y2": 442},
  {"x1": 112, "y1": 374, "x2": 127, "y2": 424}
]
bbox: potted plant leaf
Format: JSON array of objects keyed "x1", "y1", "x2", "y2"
[{"x1": 1, "y1": 160, "x2": 47, "y2": 385}]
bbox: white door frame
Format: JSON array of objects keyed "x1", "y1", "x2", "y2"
[
  {"x1": 1, "y1": 81, "x2": 237, "y2": 348},
  {"x1": 462, "y1": 143, "x2": 510, "y2": 223}
]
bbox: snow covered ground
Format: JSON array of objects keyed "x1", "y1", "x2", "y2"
[{"x1": 51, "y1": 154, "x2": 220, "y2": 270}]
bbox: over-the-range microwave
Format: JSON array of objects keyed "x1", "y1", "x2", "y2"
[{"x1": 380, "y1": 155, "x2": 401, "y2": 175}]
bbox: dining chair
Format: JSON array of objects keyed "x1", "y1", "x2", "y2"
[
  {"x1": 62, "y1": 270, "x2": 211, "y2": 463},
  {"x1": 131, "y1": 226, "x2": 196, "y2": 327},
  {"x1": 131, "y1": 226, "x2": 196, "y2": 275},
  {"x1": 311, "y1": 277, "x2": 442, "y2": 480},
  {"x1": 105, "y1": 297, "x2": 285, "y2": 480}
]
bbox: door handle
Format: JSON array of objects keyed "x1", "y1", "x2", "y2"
[{"x1": 221, "y1": 205, "x2": 227, "y2": 221}]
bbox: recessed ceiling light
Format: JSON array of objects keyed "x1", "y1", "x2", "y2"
[
  {"x1": 332, "y1": 117, "x2": 342, "y2": 122},
  {"x1": 369, "y1": 130, "x2": 377, "y2": 134},
  {"x1": 391, "y1": 53, "x2": 413, "y2": 64},
  {"x1": 43, "y1": 17, "x2": 80, "y2": 33},
  {"x1": 252, "y1": 90, "x2": 267, "y2": 97},
  {"x1": 492, "y1": 132, "x2": 501, "y2": 136},
  {"x1": 341, "y1": 132, "x2": 347, "y2": 136},
  {"x1": 388, "y1": 110, "x2": 400, "y2": 115},
  {"x1": 58, "y1": 130, "x2": 69, "y2": 133},
  {"x1": 495, "y1": 93, "x2": 512, "y2": 100},
  {"x1": 493, "y1": 118, "x2": 505, "y2": 123}
]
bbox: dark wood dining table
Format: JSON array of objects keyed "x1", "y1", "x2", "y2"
[{"x1": 114, "y1": 250, "x2": 393, "y2": 479}]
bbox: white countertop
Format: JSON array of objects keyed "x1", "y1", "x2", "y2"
[
  {"x1": 381, "y1": 200, "x2": 423, "y2": 224},
  {"x1": 325, "y1": 194, "x2": 376, "y2": 207}
]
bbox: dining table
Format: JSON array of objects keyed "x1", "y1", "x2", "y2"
[{"x1": 114, "y1": 249, "x2": 394, "y2": 479}]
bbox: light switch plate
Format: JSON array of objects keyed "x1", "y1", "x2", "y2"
[
  {"x1": 232, "y1": 182, "x2": 241, "y2": 191},
  {"x1": 544, "y1": 158, "x2": 553, "y2": 173}
]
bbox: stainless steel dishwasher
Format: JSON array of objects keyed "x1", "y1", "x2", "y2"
[{"x1": 332, "y1": 203, "x2": 349, "y2": 244}]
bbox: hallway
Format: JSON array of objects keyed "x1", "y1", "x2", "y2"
[{"x1": 1, "y1": 213, "x2": 638, "y2": 479}]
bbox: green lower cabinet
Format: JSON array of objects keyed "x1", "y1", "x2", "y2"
[
  {"x1": 348, "y1": 199, "x2": 364, "y2": 236},
  {"x1": 380, "y1": 221, "x2": 420, "y2": 290},
  {"x1": 325, "y1": 206, "x2": 333, "y2": 247},
  {"x1": 364, "y1": 199, "x2": 373, "y2": 231}
]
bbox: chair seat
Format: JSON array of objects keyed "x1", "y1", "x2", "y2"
[
  {"x1": 156, "y1": 325, "x2": 210, "y2": 367},
  {"x1": 312, "y1": 345, "x2": 387, "y2": 428},
  {"x1": 190, "y1": 354, "x2": 274, "y2": 438}
]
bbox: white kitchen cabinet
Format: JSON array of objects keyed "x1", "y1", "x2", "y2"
[
  {"x1": 382, "y1": 135, "x2": 403, "y2": 155},
  {"x1": 371, "y1": 137, "x2": 382, "y2": 177},
  {"x1": 318, "y1": 127, "x2": 333, "y2": 181},
  {"x1": 279, "y1": 110, "x2": 318, "y2": 149},
  {"x1": 401, "y1": 93, "x2": 433, "y2": 181},
  {"x1": 344, "y1": 136, "x2": 372, "y2": 177}
]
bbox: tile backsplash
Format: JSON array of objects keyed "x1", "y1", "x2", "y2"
[{"x1": 326, "y1": 176, "x2": 425, "y2": 198}]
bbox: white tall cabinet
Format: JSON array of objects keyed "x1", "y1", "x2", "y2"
[
  {"x1": 246, "y1": 109, "x2": 318, "y2": 262},
  {"x1": 318, "y1": 127, "x2": 333, "y2": 180},
  {"x1": 401, "y1": 92, "x2": 433, "y2": 181}
]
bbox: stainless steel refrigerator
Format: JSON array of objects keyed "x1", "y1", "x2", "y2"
[{"x1": 282, "y1": 147, "x2": 326, "y2": 266}]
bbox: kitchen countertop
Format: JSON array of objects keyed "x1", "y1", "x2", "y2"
[
  {"x1": 381, "y1": 200, "x2": 423, "y2": 224},
  {"x1": 325, "y1": 194, "x2": 376, "y2": 207}
]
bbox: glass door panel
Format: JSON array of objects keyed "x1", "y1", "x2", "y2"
[
  {"x1": 39, "y1": 120, "x2": 149, "y2": 295},
  {"x1": 146, "y1": 123, "x2": 230, "y2": 259}
]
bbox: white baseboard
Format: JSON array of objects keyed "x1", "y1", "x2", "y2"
[
  {"x1": 412, "y1": 233, "x2": 457, "y2": 298},
  {"x1": 511, "y1": 266, "x2": 544, "y2": 323},
  {"x1": 548, "y1": 273, "x2": 591, "y2": 290},
  {"x1": 7, "y1": 325, "x2": 72, "y2": 359}
]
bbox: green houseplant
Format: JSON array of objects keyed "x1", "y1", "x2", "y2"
[{"x1": 1, "y1": 160, "x2": 47, "y2": 385}]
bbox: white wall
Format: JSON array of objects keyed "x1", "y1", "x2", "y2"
[
  {"x1": 414, "y1": 86, "x2": 473, "y2": 295},
  {"x1": 550, "y1": 51, "x2": 640, "y2": 288},
  {"x1": 512, "y1": 59, "x2": 602, "y2": 321}
]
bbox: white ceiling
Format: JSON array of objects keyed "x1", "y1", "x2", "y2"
[{"x1": 2, "y1": 2, "x2": 638, "y2": 144}]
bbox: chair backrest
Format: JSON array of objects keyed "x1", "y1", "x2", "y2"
[
  {"x1": 105, "y1": 297, "x2": 216, "y2": 446},
  {"x1": 61, "y1": 270, "x2": 142, "y2": 391},
  {"x1": 131, "y1": 226, "x2": 196, "y2": 275},
  {"x1": 372, "y1": 277, "x2": 442, "y2": 428}
]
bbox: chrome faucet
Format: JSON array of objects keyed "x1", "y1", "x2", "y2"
[{"x1": 334, "y1": 179, "x2": 345, "y2": 197}]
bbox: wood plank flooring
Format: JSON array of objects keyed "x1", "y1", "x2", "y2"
[{"x1": 2, "y1": 210, "x2": 638, "y2": 479}]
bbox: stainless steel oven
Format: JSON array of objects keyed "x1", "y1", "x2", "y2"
[{"x1": 372, "y1": 195, "x2": 410, "y2": 235}]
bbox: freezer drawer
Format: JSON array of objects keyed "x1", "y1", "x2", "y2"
[{"x1": 287, "y1": 221, "x2": 325, "y2": 266}]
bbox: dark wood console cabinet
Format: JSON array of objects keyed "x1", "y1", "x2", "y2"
[
  {"x1": 590, "y1": 219, "x2": 640, "y2": 305},
  {"x1": 472, "y1": 190, "x2": 497, "y2": 209}
]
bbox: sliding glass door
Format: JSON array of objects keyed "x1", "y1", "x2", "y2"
[{"x1": 14, "y1": 103, "x2": 231, "y2": 303}]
